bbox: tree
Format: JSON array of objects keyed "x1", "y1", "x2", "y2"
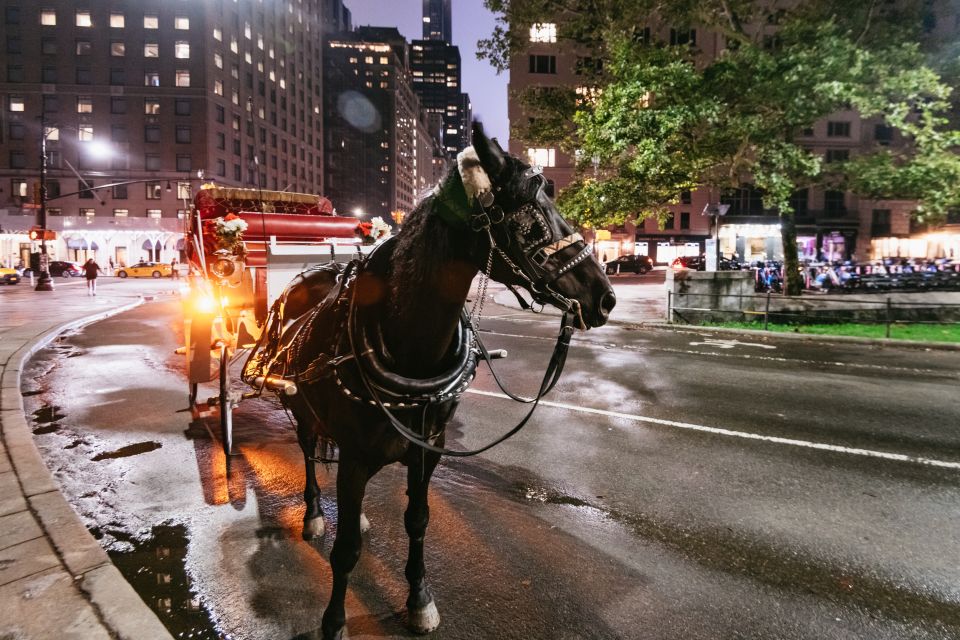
[{"x1": 480, "y1": 0, "x2": 960, "y2": 295}]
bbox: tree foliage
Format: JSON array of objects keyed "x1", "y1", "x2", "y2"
[{"x1": 479, "y1": 0, "x2": 960, "y2": 293}]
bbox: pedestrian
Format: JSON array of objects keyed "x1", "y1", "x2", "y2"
[
  {"x1": 108, "y1": 256, "x2": 114, "y2": 276},
  {"x1": 83, "y1": 258, "x2": 102, "y2": 296},
  {"x1": 171, "y1": 257, "x2": 179, "y2": 279}
]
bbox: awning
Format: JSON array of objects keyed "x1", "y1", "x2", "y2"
[{"x1": 66, "y1": 237, "x2": 88, "y2": 250}]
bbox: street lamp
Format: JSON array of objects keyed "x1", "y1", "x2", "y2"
[{"x1": 35, "y1": 116, "x2": 114, "y2": 290}]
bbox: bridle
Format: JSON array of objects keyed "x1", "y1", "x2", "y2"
[{"x1": 474, "y1": 165, "x2": 593, "y2": 325}]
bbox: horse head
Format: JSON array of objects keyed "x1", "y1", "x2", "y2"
[{"x1": 459, "y1": 122, "x2": 616, "y2": 328}]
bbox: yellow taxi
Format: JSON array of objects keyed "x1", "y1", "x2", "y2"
[
  {"x1": 1, "y1": 267, "x2": 21, "y2": 285},
  {"x1": 116, "y1": 261, "x2": 173, "y2": 278}
]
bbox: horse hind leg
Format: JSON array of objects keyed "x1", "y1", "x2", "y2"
[
  {"x1": 404, "y1": 450, "x2": 442, "y2": 634},
  {"x1": 297, "y1": 419, "x2": 325, "y2": 540},
  {"x1": 321, "y1": 456, "x2": 375, "y2": 640}
]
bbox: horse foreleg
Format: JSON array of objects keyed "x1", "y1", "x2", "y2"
[
  {"x1": 297, "y1": 421, "x2": 325, "y2": 540},
  {"x1": 404, "y1": 450, "x2": 442, "y2": 634},
  {"x1": 321, "y1": 455, "x2": 372, "y2": 640}
]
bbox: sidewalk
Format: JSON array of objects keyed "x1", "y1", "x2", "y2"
[{"x1": 0, "y1": 278, "x2": 173, "y2": 639}]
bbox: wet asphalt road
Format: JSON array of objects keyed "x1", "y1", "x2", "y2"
[{"x1": 21, "y1": 298, "x2": 960, "y2": 640}]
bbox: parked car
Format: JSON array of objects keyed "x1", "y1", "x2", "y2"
[
  {"x1": 116, "y1": 261, "x2": 173, "y2": 278},
  {"x1": 671, "y1": 255, "x2": 705, "y2": 271},
  {"x1": 0, "y1": 266, "x2": 21, "y2": 285},
  {"x1": 605, "y1": 254, "x2": 653, "y2": 275},
  {"x1": 48, "y1": 261, "x2": 84, "y2": 278}
]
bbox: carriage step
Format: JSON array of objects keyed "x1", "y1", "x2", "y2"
[
  {"x1": 488, "y1": 349, "x2": 508, "y2": 360},
  {"x1": 253, "y1": 376, "x2": 298, "y2": 396}
]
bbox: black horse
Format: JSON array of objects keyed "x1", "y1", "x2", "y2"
[{"x1": 262, "y1": 123, "x2": 615, "y2": 639}]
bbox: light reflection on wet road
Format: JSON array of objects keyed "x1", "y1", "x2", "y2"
[{"x1": 21, "y1": 299, "x2": 960, "y2": 640}]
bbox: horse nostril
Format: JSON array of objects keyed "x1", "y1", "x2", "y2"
[{"x1": 599, "y1": 290, "x2": 617, "y2": 318}]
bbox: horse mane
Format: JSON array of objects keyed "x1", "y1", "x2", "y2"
[{"x1": 388, "y1": 166, "x2": 470, "y2": 315}]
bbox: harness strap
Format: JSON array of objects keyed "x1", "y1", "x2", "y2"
[{"x1": 348, "y1": 282, "x2": 577, "y2": 457}]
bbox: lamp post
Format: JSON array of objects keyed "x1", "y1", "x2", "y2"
[{"x1": 35, "y1": 112, "x2": 54, "y2": 291}]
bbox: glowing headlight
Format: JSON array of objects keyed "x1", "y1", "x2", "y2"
[
  {"x1": 195, "y1": 294, "x2": 216, "y2": 314},
  {"x1": 211, "y1": 258, "x2": 236, "y2": 278}
]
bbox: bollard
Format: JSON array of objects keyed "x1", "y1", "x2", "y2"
[
  {"x1": 764, "y1": 291, "x2": 771, "y2": 331},
  {"x1": 885, "y1": 297, "x2": 892, "y2": 339},
  {"x1": 667, "y1": 289, "x2": 673, "y2": 323},
  {"x1": 29, "y1": 271, "x2": 34, "y2": 286}
]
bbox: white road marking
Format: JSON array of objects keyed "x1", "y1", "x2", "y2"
[
  {"x1": 464, "y1": 388, "x2": 960, "y2": 470},
  {"x1": 688, "y1": 338, "x2": 777, "y2": 350}
]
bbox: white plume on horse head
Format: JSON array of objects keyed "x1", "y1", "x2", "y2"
[{"x1": 456, "y1": 146, "x2": 492, "y2": 204}]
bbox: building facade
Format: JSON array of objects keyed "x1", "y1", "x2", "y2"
[
  {"x1": 508, "y1": 7, "x2": 960, "y2": 265},
  {"x1": 1, "y1": 0, "x2": 329, "y2": 268}
]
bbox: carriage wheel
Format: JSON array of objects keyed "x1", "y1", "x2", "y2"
[{"x1": 219, "y1": 344, "x2": 233, "y2": 456}]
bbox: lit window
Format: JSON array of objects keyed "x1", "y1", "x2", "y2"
[
  {"x1": 76, "y1": 10, "x2": 92, "y2": 27},
  {"x1": 144, "y1": 15, "x2": 158, "y2": 29},
  {"x1": 80, "y1": 208, "x2": 95, "y2": 217},
  {"x1": 364, "y1": 56, "x2": 373, "y2": 64},
  {"x1": 214, "y1": 53, "x2": 223, "y2": 68},
  {"x1": 529, "y1": 23, "x2": 557, "y2": 43},
  {"x1": 175, "y1": 70, "x2": 190, "y2": 87},
  {"x1": 144, "y1": 99, "x2": 160, "y2": 114},
  {"x1": 113, "y1": 209, "x2": 128, "y2": 217},
  {"x1": 213, "y1": 27, "x2": 222, "y2": 41},
  {"x1": 76, "y1": 40, "x2": 92, "y2": 55},
  {"x1": 78, "y1": 126, "x2": 94, "y2": 141},
  {"x1": 77, "y1": 97, "x2": 93, "y2": 113},
  {"x1": 244, "y1": 22, "x2": 252, "y2": 39},
  {"x1": 111, "y1": 42, "x2": 125, "y2": 56},
  {"x1": 214, "y1": 80, "x2": 223, "y2": 95},
  {"x1": 175, "y1": 16, "x2": 189, "y2": 30},
  {"x1": 380, "y1": 56, "x2": 389, "y2": 64},
  {"x1": 145, "y1": 72, "x2": 160, "y2": 86},
  {"x1": 41, "y1": 10, "x2": 56, "y2": 25},
  {"x1": 258, "y1": 35, "x2": 264, "y2": 50},
  {"x1": 245, "y1": 52, "x2": 252, "y2": 64},
  {"x1": 44, "y1": 126, "x2": 59, "y2": 140},
  {"x1": 526, "y1": 148, "x2": 556, "y2": 167},
  {"x1": 110, "y1": 13, "x2": 124, "y2": 28},
  {"x1": 144, "y1": 42, "x2": 159, "y2": 57},
  {"x1": 175, "y1": 41, "x2": 190, "y2": 58},
  {"x1": 147, "y1": 209, "x2": 162, "y2": 219},
  {"x1": 177, "y1": 182, "x2": 191, "y2": 198},
  {"x1": 230, "y1": 37, "x2": 238, "y2": 54}
]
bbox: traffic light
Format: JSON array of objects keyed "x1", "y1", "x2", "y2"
[{"x1": 28, "y1": 226, "x2": 56, "y2": 241}]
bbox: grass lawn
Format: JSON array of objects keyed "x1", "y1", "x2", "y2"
[{"x1": 702, "y1": 321, "x2": 960, "y2": 343}]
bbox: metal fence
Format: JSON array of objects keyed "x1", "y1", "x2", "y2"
[{"x1": 667, "y1": 290, "x2": 960, "y2": 337}]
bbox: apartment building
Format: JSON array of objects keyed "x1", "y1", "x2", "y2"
[
  {"x1": 509, "y1": 6, "x2": 960, "y2": 265},
  {"x1": 1, "y1": 0, "x2": 329, "y2": 267}
]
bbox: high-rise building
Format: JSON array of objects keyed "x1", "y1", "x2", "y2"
[
  {"x1": 409, "y1": 1, "x2": 471, "y2": 155},
  {"x1": 0, "y1": 0, "x2": 329, "y2": 267},
  {"x1": 422, "y1": 0, "x2": 452, "y2": 43},
  {"x1": 323, "y1": 27, "x2": 446, "y2": 222}
]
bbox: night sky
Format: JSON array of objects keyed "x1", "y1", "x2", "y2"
[{"x1": 344, "y1": 0, "x2": 510, "y2": 145}]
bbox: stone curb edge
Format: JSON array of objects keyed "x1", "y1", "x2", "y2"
[{"x1": 0, "y1": 297, "x2": 174, "y2": 640}]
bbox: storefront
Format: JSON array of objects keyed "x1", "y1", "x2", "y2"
[
  {"x1": 871, "y1": 229, "x2": 960, "y2": 260},
  {"x1": 718, "y1": 223, "x2": 783, "y2": 262},
  {"x1": 633, "y1": 235, "x2": 708, "y2": 264}
]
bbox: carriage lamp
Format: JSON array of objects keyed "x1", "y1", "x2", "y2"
[{"x1": 211, "y1": 257, "x2": 236, "y2": 278}]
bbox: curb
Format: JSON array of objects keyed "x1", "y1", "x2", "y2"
[{"x1": 0, "y1": 297, "x2": 174, "y2": 640}]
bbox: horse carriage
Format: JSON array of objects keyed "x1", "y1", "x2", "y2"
[
  {"x1": 180, "y1": 184, "x2": 374, "y2": 455},
  {"x1": 178, "y1": 125, "x2": 617, "y2": 639}
]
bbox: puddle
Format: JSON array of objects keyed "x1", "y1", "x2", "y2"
[
  {"x1": 32, "y1": 405, "x2": 66, "y2": 425},
  {"x1": 92, "y1": 441, "x2": 162, "y2": 461},
  {"x1": 108, "y1": 524, "x2": 226, "y2": 639},
  {"x1": 33, "y1": 424, "x2": 61, "y2": 435}
]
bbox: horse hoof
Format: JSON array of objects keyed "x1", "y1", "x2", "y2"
[
  {"x1": 303, "y1": 516, "x2": 325, "y2": 540},
  {"x1": 359, "y1": 512, "x2": 370, "y2": 533},
  {"x1": 408, "y1": 600, "x2": 440, "y2": 635}
]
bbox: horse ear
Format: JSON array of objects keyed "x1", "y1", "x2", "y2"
[{"x1": 471, "y1": 122, "x2": 507, "y2": 180}]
